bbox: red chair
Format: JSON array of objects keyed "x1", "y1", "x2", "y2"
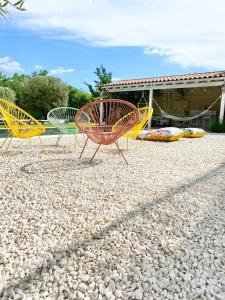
[{"x1": 75, "y1": 99, "x2": 139, "y2": 164}]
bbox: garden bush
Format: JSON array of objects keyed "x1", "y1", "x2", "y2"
[
  {"x1": 210, "y1": 121, "x2": 225, "y2": 133},
  {"x1": 0, "y1": 86, "x2": 16, "y2": 102},
  {"x1": 68, "y1": 86, "x2": 92, "y2": 108},
  {"x1": 18, "y1": 76, "x2": 69, "y2": 119}
]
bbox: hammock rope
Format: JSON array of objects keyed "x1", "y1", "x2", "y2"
[{"x1": 153, "y1": 95, "x2": 221, "y2": 122}]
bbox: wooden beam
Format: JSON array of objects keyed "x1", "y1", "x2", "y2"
[
  {"x1": 103, "y1": 78, "x2": 225, "y2": 93},
  {"x1": 219, "y1": 86, "x2": 225, "y2": 124},
  {"x1": 100, "y1": 92, "x2": 103, "y2": 124},
  {"x1": 148, "y1": 89, "x2": 153, "y2": 128}
]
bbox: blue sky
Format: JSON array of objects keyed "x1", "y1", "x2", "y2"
[{"x1": 0, "y1": 0, "x2": 224, "y2": 91}]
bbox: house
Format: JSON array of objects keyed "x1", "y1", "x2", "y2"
[{"x1": 100, "y1": 70, "x2": 225, "y2": 129}]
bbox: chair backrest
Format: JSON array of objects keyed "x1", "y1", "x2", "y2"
[
  {"x1": 0, "y1": 98, "x2": 45, "y2": 138},
  {"x1": 114, "y1": 106, "x2": 153, "y2": 139},
  {"x1": 47, "y1": 107, "x2": 80, "y2": 134},
  {"x1": 130, "y1": 106, "x2": 153, "y2": 137},
  {"x1": 75, "y1": 99, "x2": 139, "y2": 145},
  {"x1": 137, "y1": 106, "x2": 153, "y2": 129}
]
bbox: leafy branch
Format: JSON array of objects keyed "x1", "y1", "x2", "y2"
[
  {"x1": 0, "y1": 0, "x2": 26, "y2": 16},
  {"x1": 85, "y1": 65, "x2": 112, "y2": 98}
]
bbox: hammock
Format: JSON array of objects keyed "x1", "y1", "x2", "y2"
[{"x1": 153, "y1": 95, "x2": 221, "y2": 122}]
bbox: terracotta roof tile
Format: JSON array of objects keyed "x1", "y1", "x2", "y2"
[{"x1": 101, "y1": 70, "x2": 225, "y2": 88}]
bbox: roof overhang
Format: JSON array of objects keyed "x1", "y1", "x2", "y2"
[{"x1": 101, "y1": 77, "x2": 225, "y2": 92}]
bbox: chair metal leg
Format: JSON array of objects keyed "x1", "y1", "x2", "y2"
[
  {"x1": 0, "y1": 136, "x2": 9, "y2": 150},
  {"x1": 126, "y1": 138, "x2": 129, "y2": 151},
  {"x1": 76, "y1": 133, "x2": 83, "y2": 147},
  {"x1": 28, "y1": 138, "x2": 33, "y2": 152},
  {"x1": 115, "y1": 141, "x2": 129, "y2": 165},
  {"x1": 131, "y1": 136, "x2": 140, "y2": 150},
  {"x1": 136, "y1": 136, "x2": 145, "y2": 149},
  {"x1": 79, "y1": 137, "x2": 89, "y2": 159},
  {"x1": 75, "y1": 130, "x2": 81, "y2": 147},
  {"x1": 74, "y1": 133, "x2": 78, "y2": 150},
  {"x1": 38, "y1": 136, "x2": 46, "y2": 153},
  {"x1": 81, "y1": 132, "x2": 86, "y2": 141},
  {"x1": 89, "y1": 144, "x2": 101, "y2": 164},
  {"x1": 56, "y1": 134, "x2": 62, "y2": 146},
  {"x1": 4, "y1": 137, "x2": 12, "y2": 152}
]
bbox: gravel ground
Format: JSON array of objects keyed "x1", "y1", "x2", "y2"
[{"x1": 0, "y1": 133, "x2": 225, "y2": 300}]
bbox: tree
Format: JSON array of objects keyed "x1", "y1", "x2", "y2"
[
  {"x1": 68, "y1": 86, "x2": 92, "y2": 108},
  {"x1": 0, "y1": 0, "x2": 26, "y2": 15},
  {"x1": 18, "y1": 76, "x2": 69, "y2": 119},
  {"x1": 0, "y1": 86, "x2": 16, "y2": 102},
  {"x1": 2, "y1": 73, "x2": 29, "y2": 100},
  {"x1": 0, "y1": 70, "x2": 48, "y2": 102},
  {"x1": 85, "y1": 65, "x2": 112, "y2": 98},
  {"x1": 31, "y1": 70, "x2": 48, "y2": 77},
  {"x1": 0, "y1": 72, "x2": 27, "y2": 93}
]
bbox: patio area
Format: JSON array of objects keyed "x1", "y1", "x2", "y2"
[{"x1": 0, "y1": 134, "x2": 225, "y2": 299}]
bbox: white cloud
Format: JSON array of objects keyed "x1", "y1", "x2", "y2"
[
  {"x1": 0, "y1": 56, "x2": 24, "y2": 73},
  {"x1": 112, "y1": 77, "x2": 122, "y2": 82},
  {"x1": 11, "y1": 0, "x2": 225, "y2": 69},
  {"x1": 34, "y1": 64, "x2": 43, "y2": 70},
  {"x1": 49, "y1": 67, "x2": 75, "y2": 75}
]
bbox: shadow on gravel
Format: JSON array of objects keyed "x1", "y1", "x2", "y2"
[
  {"x1": 0, "y1": 150, "x2": 24, "y2": 157},
  {"x1": 20, "y1": 158, "x2": 102, "y2": 174},
  {"x1": 40, "y1": 149, "x2": 73, "y2": 155},
  {"x1": 100, "y1": 148, "x2": 127, "y2": 154},
  {"x1": 36, "y1": 144, "x2": 67, "y2": 149},
  {"x1": 2, "y1": 160, "x2": 225, "y2": 297},
  {"x1": 0, "y1": 144, "x2": 69, "y2": 156}
]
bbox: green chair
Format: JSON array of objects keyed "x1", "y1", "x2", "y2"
[{"x1": 47, "y1": 107, "x2": 83, "y2": 147}]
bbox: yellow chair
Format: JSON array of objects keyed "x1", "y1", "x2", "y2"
[
  {"x1": 123, "y1": 106, "x2": 153, "y2": 149},
  {"x1": 0, "y1": 98, "x2": 46, "y2": 151}
]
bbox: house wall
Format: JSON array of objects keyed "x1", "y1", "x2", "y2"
[
  {"x1": 153, "y1": 86, "x2": 221, "y2": 115},
  {"x1": 149, "y1": 87, "x2": 222, "y2": 129},
  {"x1": 110, "y1": 86, "x2": 222, "y2": 129}
]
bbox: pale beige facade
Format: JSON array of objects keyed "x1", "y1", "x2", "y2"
[{"x1": 101, "y1": 71, "x2": 225, "y2": 130}]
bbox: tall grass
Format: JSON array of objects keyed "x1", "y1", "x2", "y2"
[{"x1": 210, "y1": 121, "x2": 225, "y2": 133}]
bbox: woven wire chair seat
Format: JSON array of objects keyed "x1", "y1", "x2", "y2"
[
  {"x1": 0, "y1": 98, "x2": 45, "y2": 139},
  {"x1": 75, "y1": 99, "x2": 139, "y2": 164},
  {"x1": 123, "y1": 106, "x2": 153, "y2": 139},
  {"x1": 47, "y1": 107, "x2": 80, "y2": 135},
  {"x1": 47, "y1": 107, "x2": 90, "y2": 147},
  {"x1": 0, "y1": 98, "x2": 46, "y2": 151}
]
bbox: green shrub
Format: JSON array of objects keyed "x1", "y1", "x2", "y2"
[
  {"x1": 18, "y1": 76, "x2": 69, "y2": 119},
  {"x1": 210, "y1": 121, "x2": 225, "y2": 133},
  {"x1": 0, "y1": 86, "x2": 16, "y2": 102},
  {"x1": 68, "y1": 86, "x2": 92, "y2": 108}
]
